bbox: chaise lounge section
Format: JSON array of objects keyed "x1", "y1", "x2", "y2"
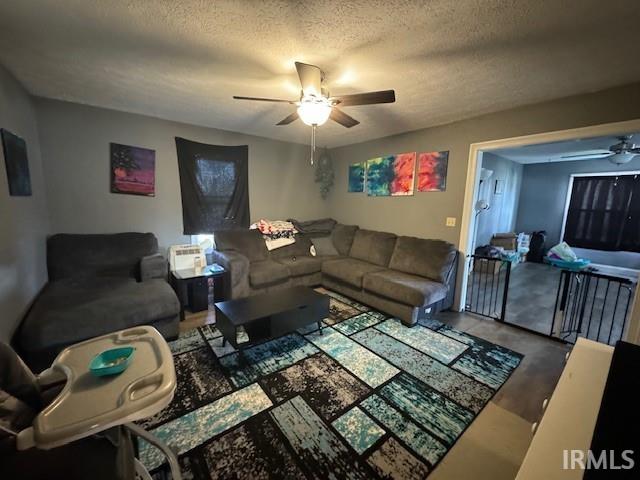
[
  {"x1": 14, "y1": 233, "x2": 180, "y2": 371},
  {"x1": 211, "y1": 222, "x2": 457, "y2": 326}
]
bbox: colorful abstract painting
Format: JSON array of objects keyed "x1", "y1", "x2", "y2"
[
  {"x1": 110, "y1": 142, "x2": 155, "y2": 196},
  {"x1": 417, "y1": 151, "x2": 448, "y2": 192},
  {"x1": 366, "y1": 152, "x2": 416, "y2": 196},
  {"x1": 348, "y1": 162, "x2": 366, "y2": 192},
  {"x1": 1, "y1": 129, "x2": 31, "y2": 196}
]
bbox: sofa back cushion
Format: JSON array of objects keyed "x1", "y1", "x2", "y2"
[
  {"x1": 213, "y1": 229, "x2": 268, "y2": 262},
  {"x1": 268, "y1": 233, "x2": 313, "y2": 260},
  {"x1": 389, "y1": 236, "x2": 457, "y2": 283},
  {"x1": 47, "y1": 233, "x2": 158, "y2": 281},
  {"x1": 331, "y1": 224, "x2": 359, "y2": 256},
  {"x1": 311, "y1": 236, "x2": 339, "y2": 256},
  {"x1": 349, "y1": 229, "x2": 397, "y2": 267}
]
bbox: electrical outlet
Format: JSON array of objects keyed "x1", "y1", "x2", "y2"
[{"x1": 446, "y1": 217, "x2": 456, "y2": 227}]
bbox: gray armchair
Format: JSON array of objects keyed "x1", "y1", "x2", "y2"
[{"x1": 14, "y1": 233, "x2": 180, "y2": 372}]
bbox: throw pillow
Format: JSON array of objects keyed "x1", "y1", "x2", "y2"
[{"x1": 311, "y1": 236, "x2": 339, "y2": 257}]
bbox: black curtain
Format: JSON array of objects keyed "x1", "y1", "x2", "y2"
[
  {"x1": 564, "y1": 174, "x2": 640, "y2": 252},
  {"x1": 175, "y1": 137, "x2": 249, "y2": 234}
]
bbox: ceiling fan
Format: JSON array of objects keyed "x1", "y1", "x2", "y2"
[
  {"x1": 556, "y1": 135, "x2": 640, "y2": 164},
  {"x1": 233, "y1": 62, "x2": 396, "y2": 164}
]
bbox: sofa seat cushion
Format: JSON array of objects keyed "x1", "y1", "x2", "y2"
[
  {"x1": 363, "y1": 269, "x2": 448, "y2": 307},
  {"x1": 249, "y1": 260, "x2": 290, "y2": 287},
  {"x1": 17, "y1": 277, "x2": 180, "y2": 353},
  {"x1": 322, "y1": 257, "x2": 386, "y2": 288},
  {"x1": 275, "y1": 256, "x2": 323, "y2": 277}
]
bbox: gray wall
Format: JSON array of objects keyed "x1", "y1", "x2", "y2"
[
  {"x1": 326, "y1": 82, "x2": 640, "y2": 246},
  {"x1": 0, "y1": 66, "x2": 50, "y2": 342},
  {"x1": 515, "y1": 155, "x2": 640, "y2": 268},
  {"x1": 474, "y1": 153, "x2": 523, "y2": 247},
  {"x1": 35, "y1": 99, "x2": 327, "y2": 251}
]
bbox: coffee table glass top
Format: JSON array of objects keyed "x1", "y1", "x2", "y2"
[{"x1": 215, "y1": 286, "x2": 327, "y2": 326}]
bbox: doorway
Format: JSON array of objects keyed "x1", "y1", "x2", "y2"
[{"x1": 457, "y1": 119, "x2": 640, "y2": 345}]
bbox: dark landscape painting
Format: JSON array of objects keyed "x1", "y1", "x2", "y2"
[
  {"x1": 1, "y1": 128, "x2": 31, "y2": 196},
  {"x1": 110, "y1": 142, "x2": 155, "y2": 196}
]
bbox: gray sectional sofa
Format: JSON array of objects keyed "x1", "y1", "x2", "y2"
[
  {"x1": 211, "y1": 223, "x2": 457, "y2": 326},
  {"x1": 14, "y1": 233, "x2": 180, "y2": 371}
]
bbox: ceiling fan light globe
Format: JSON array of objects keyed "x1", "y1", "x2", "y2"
[
  {"x1": 609, "y1": 152, "x2": 637, "y2": 165},
  {"x1": 297, "y1": 98, "x2": 331, "y2": 126}
]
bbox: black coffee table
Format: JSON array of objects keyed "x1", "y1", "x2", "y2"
[{"x1": 214, "y1": 286, "x2": 329, "y2": 350}]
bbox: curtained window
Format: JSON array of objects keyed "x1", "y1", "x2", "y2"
[
  {"x1": 175, "y1": 137, "x2": 249, "y2": 234},
  {"x1": 563, "y1": 174, "x2": 640, "y2": 252}
]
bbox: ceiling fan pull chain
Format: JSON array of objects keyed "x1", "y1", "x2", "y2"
[{"x1": 311, "y1": 124, "x2": 316, "y2": 165}]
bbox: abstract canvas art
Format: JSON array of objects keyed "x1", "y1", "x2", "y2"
[
  {"x1": 110, "y1": 143, "x2": 156, "y2": 196},
  {"x1": 366, "y1": 152, "x2": 416, "y2": 196},
  {"x1": 1, "y1": 128, "x2": 31, "y2": 196},
  {"x1": 417, "y1": 151, "x2": 449, "y2": 192},
  {"x1": 347, "y1": 162, "x2": 366, "y2": 192}
]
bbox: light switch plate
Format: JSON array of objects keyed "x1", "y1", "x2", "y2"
[{"x1": 446, "y1": 217, "x2": 456, "y2": 227}]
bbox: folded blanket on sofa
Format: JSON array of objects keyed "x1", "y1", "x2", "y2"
[
  {"x1": 263, "y1": 237, "x2": 296, "y2": 251},
  {"x1": 250, "y1": 219, "x2": 298, "y2": 250},
  {"x1": 288, "y1": 218, "x2": 336, "y2": 235}
]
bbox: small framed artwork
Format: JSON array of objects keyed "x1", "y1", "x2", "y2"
[
  {"x1": 348, "y1": 161, "x2": 366, "y2": 192},
  {"x1": 110, "y1": 143, "x2": 155, "y2": 196},
  {"x1": 494, "y1": 179, "x2": 504, "y2": 195},
  {"x1": 417, "y1": 150, "x2": 448, "y2": 192},
  {"x1": 1, "y1": 128, "x2": 31, "y2": 196}
]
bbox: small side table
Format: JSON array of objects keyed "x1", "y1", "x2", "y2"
[{"x1": 171, "y1": 264, "x2": 230, "y2": 320}]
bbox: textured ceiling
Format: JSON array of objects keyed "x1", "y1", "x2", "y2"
[
  {"x1": 1, "y1": 0, "x2": 640, "y2": 147},
  {"x1": 493, "y1": 133, "x2": 640, "y2": 164}
]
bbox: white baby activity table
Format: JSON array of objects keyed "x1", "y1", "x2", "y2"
[{"x1": 16, "y1": 326, "x2": 182, "y2": 480}]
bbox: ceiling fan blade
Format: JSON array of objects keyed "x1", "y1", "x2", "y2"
[
  {"x1": 330, "y1": 108, "x2": 360, "y2": 128},
  {"x1": 233, "y1": 95, "x2": 296, "y2": 104},
  {"x1": 331, "y1": 90, "x2": 396, "y2": 107},
  {"x1": 560, "y1": 151, "x2": 612, "y2": 159},
  {"x1": 295, "y1": 62, "x2": 322, "y2": 96},
  {"x1": 276, "y1": 111, "x2": 299, "y2": 126}
]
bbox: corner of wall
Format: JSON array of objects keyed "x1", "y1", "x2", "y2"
[{"x1": 0, "y1": 64, "x2": 51, "y2": 342}]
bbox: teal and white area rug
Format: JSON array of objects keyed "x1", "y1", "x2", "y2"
[{"x1": 139, "y1": 288, "x2": 523, "y2": 479}]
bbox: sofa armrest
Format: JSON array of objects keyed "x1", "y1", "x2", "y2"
[
  {"x1": 210, "y1": 250, "x2": 250, "y2": 299},
  {"x1": 140, "y1": 254, "x2": 168, "y2": 282}
]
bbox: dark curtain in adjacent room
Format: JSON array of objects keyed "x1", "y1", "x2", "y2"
[
  {"x1": 175, "y1": 137, "x2": 249, "y2": 234},
  {"x1": 564, "y1": 174, "x2": 640, "y2": 252}
]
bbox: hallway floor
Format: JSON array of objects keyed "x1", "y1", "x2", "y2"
[
  {"x1": 504, "y1": 262, "x2": 559, "y2": 335},
  {"x1": 502, "y1": 261, "x2": 635, "y2": 343}
]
